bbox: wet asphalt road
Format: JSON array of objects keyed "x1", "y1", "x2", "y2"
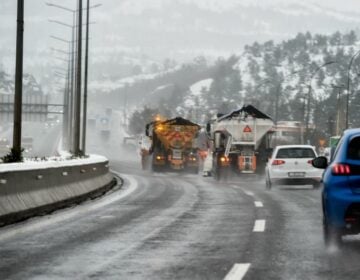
[{"x1": 1, "y1": 158, "x2": 360, "y2": 279}]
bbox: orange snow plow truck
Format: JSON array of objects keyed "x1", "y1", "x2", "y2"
[{"x1": 145, "y1": 117, "x2": 201, "y2": 173}]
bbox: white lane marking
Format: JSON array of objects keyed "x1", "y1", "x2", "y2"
[
  {"x1": 224, "y1": 263, "x2": 251, "y2": 280},
  {"x1": 253, "y1": 220, "x2": 266, "y2": 232},
  {"x1": 243, "y1": 191, "x2": 254, "y2": 197},
  {"x1": 0, "y1": 173, "x2": 138, "y2": 242},
  {"x1": 254, "y1": 201, "x2": 263, "y2": 208},
  {"x1": 99, "y1": 215, "x2": 116, "y2": 219}
]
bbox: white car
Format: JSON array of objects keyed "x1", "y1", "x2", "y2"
[{"x1": 265, "y1": 145, "x2": 323, "y2": 189}]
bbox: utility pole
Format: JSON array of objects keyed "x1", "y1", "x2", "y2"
[{"x1": 13, "y1": 0, "x2": 24, "y2": 162}]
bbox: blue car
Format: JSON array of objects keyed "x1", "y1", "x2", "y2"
[{"x1": 312, "y1": 128, "x2": 360, "y2": 245}]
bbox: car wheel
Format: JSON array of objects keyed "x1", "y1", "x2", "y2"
[
  {"x1": 323, "y1": 218, "x2": 342, "y2": 246},
  {"x1": 313, "y1": 182, "x2": 321, "y2": 189}
]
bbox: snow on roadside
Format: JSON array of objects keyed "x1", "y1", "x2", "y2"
[{"x1": 0, "y1": 154, "x2": 108, "y2": 172}]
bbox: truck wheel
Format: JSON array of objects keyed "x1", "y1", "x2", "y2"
[
  {"x1": 152, "y1": 165, "x2": 160, "y2": 173},
  {"x1": 265, "y1": 175, "x2": 272, "y2": 190},
  {"x1": 214, "y1": 168, "x2": 220, "y2": 181}
]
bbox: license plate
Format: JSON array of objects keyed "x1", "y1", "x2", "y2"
[
  {"x1": 288, "y1": 172, "x2": 305, "y2": 178},
  {"x1": 172, "y1": 150, "x2": 182, "y2": 159}
]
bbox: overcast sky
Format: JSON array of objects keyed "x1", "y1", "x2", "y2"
[{"x1": 1, "y1": 0, "x2": 360, "y2": 76}]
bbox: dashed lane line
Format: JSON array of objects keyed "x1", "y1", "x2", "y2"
[
  {"x1": 223, "y1": 263, "x2": 251, "y2": 280},
  {"x1": 243, "y1": 190, "x2": 254, "y2": 197},
  {"x1": 254, "y1": 201, "x2": 263, "y2": 208},
  {"x1": 253, "y1": 219, "x2": 266, "y2": 232}
]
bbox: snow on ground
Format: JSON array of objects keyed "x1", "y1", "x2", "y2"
[
  {"x1": 183, "y1": 78, "x2": 213, "y2": 108},
  {"x1": 189, "y1": 79, "x2": 213, "y2": 96}
]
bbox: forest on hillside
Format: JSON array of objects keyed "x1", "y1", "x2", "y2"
[{"x1": 127, "y1": 30, "x2": 360, "y2": 144}]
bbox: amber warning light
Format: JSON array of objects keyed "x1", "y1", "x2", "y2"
[{"x1": 243, "y1": 125, "x2": 252, "y2": 133}]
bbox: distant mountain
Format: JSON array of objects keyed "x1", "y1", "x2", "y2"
[{"x1": 125, "y1": 29, "x2": 360, "y2": 144}]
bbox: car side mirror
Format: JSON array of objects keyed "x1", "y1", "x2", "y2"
[{"x1": 312, "y1": 156, "x2": 328, "y2": 169}]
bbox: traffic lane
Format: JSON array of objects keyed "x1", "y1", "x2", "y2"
[
  {"x1": 0, "y1": 174, "x2": 182, "y2": 279},
  {"x1": 0, "y1": 170, "x2": 257, "y2": 280},
  {"x1": 127, "y1": 175, "x2": 257, "y2": 280},
  {"x1": 230, "y1": 177, "x2": 360, "y2": 280}
]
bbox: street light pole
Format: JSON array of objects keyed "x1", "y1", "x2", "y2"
[
  {"x1": 346, "y1": 50, "x2": 360, "y2": 129},
  {"x1": 73, "y1": 0, "x2": 83, "y2": 156},
  {"x1": 50, "y1": 35, "x2": 75, "y2": 152},
  {"x1": 305, "y1": 61, "x2": 336, "y2": 144},
  {"x1": 82, "y1": 0, "x2": 90, "y2": 155},
  {"x1": 47, "y1": 1, "x2": 101, "y2": 155},
  {"x1": 13, "y1": 0, "x2": 24, "y2": 162},
  {"x1": 48, "y1": 4, "x2": 76, "y2": 154}
]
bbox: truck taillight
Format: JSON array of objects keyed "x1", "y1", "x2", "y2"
[
  {"x1": 220, "y1": 156, "x2": 230, "y2": 163},
  {"x1": 272, "y1": 159, "x2": 285, "y2": 165},
  {"x1": 156, "y1": 155, "x2": 165, "y2": 161},
  {"x1": 189, "y1": 156, "x2": 197, "y2": 162},
  {"x1": 331, "y1": 163, "x2": 351, "y2": 175}
]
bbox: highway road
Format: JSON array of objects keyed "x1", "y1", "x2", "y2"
[
  {"x1": 1, "y1": 113, "x2": 360, "y2": 280},
  {"x1": 1, "y1": 154, "x2": 360, "y2": 279}
]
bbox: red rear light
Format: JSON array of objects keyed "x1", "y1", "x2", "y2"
[
  {"x1": 345, "y1": 217, "x2": 357, "y2": 223},
  {"x1": 332, "y1": 163, "x2": 351, "y2": 175},
  {"x1": 272, "y1": 159, "x2": 285, "y2": 165},
  {"x1": 307, "y1": 160, "x2": 313, "y2": 165},
  {"x1": 220, "y1": 156, "x2": 230, "y2": 163}
]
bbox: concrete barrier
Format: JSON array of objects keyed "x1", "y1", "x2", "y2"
[{"x1": 0, "y1": 155, "x2": 117, "y2": 226}]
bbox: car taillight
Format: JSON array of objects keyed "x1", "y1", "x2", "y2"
[
  {"x1": 272, "y1": 159, "x2": 285, "y2": 165},
  {"x1": 331, "y1": 163, "x2": 351, "y2": 175},
  {"x1": 307, "y1": 160, "x2": 313, "y2": 165}
]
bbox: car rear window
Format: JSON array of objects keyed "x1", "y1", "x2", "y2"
[
  {"x1": 347, "y1": 137, "x2": 360, "y2": 160},
  {"x1": 276, "y1": 148, "x2": 315, "y2": 159}
]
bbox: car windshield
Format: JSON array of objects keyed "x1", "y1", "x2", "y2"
[
  {"x1": 347, "y1": 136, "x2": 360, "y2": 160},
  {"x1": 276, "y1": 148, "x2": 315, "y2": 159}
]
